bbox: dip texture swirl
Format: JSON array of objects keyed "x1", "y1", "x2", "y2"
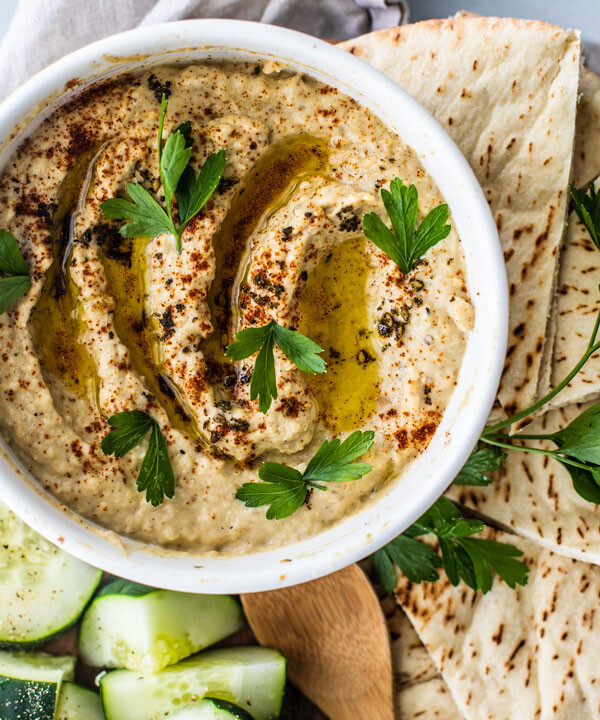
[{"x1": 0, "y1": 62, "x2": 473, "y2": 553}]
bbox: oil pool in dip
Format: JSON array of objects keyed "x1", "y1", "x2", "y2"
[{"x1": 0, "y1": 62, "x2": 473, "y2": 553}]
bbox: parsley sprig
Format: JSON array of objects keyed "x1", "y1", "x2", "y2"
[
  {"x1": 101, "y1": 410, "x2": 174, "y2": 507},
  {"x1": 225, "y1": 319, "x2": 326, "y2": 413},
  {"x1": 362, "y1": 178, "x2": 451, "y2": 274},
  {"x1": 101, "y1": 95, "x2": 226, "y2": 253},
  {"x1": 237, "y1": 430, "x2": 374, "y2": 519},
  {"x1": 373, "y1": 497, "x2": 529, "y2": 594},
  {"x1": 0, "y1": 229, "x2": 31, "y2": 314}
]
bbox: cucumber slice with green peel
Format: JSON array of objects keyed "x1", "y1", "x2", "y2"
[
  {"x1": 168, "y1": 697, "x2": 254, "y2": 719},
  {"x1": 0, "y1": 650, "x2": 75, "y2": 719},
  {"x1": 56, "y1": 682, "x2": 105, "y2": 720},
  {"x1": 79, "y1": 580, "x2": 244, "y2": 673},
  {"x1": 100, "y1": 646, "x2": 286, "y2": 720},
  {"x1": 0, "y1": 500, "x2": 102, "y2": 648}
]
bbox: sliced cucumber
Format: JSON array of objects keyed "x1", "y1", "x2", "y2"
[
  {"x1": 169, "y1": 697, "x2": 254, "y2": 719},
  {"x1": 0, "y1": 500, "x2": 102, "y2": 647},
  {"x1": 79, "y1": 580, "x2": 244, "y2": 673},
  {"x1": 0, "y1": 650, "x2": 75, "y2": 719},
  {"x1": 56, "y1": 681, "x2": 105, "y2": 720},
  {"x1": 100, "y1": 646, "x2": 286, "y2": 720}
]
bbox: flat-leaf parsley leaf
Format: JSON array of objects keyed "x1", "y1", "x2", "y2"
[
  {"x1": 226, "y1": 319, "x2": 326, "y2": 413},
  {"x1": 570, "y1": 182, "x2": 600, "y2": 250},
  {"x1": 453, "y1": 445, "x2": 507, "y2": 486},
  {"x1": 362, "y1": 178, "x2": 451, "y2": 275},
  {"x1": 0, "y1": 229, "x2": 31, "y2": 314},
  {"x1": 101, "y1": 95, "x2": 226, "y2": 253},
  {"x1": 373, "y1": 497, "x2": 529, "y2": 594},
  {"x1": 237, "y1": 430, "x2": 374, "y2": 519},
  {"x1": 101, "y1": 410, "x2": 175, "y2": 507}
]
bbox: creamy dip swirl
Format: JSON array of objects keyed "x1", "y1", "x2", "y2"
[{"x1": 0, "y1": 62, "x2": 473, "y2": 553}]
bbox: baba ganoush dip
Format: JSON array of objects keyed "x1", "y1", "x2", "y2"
[{"x1": 0, "y1": 62, "x2": 473, "y2": 553}]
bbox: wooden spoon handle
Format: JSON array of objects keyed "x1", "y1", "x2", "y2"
[
  {"x1": 315, "y1": 685, "x2": 394, "y2": 720},
  {"x1": 241, "y1": 564, "x2": 394, "y2": 720}
]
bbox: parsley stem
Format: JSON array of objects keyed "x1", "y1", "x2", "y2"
[
  {"x1": 306, "y1": 481, "x2": 327, "y2": 491},
  {"x1": 156, "y1": 93, "x2": 182, "y2": 253},
  {"x1": 589, "y1": 298, "x2": 600, "y2": 349},
  {"x1": 483, "y1": 309, "x2": 600, "y2": 435},
  {"x1": 480, "y1": 435, "x2": 592, "y2": 471}
]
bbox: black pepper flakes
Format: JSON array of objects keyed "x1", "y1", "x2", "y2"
[
  {"x1": 239, "y1": 367, "x2": 252, "y2": 384},
  {"x1": 35, "y1": 201, "x2": 53, "y2": 225},
  {"x1": 147, "y1": 74, "x2": 172, "y2": 103},
  {"x1": 229, "y1": 418, "x2": 250, "y2": 432},
  {"x1": 249, "y1": 292, "x2": 270, "y2": 306},
  {"x1": 217, "y1": 176, "x2": 239, "y2": 195},
  {"x1": 159, "y1": 309, "x2": 175, "y2": 338},
  {"x1": 356, "y1": 349, "x2": 375, "y2": 365},
  {"x1": 377, "y1": 312, "x2": 394, "y2": 338},
  {"x1": 336, "y1": 205, "x2": 360, "y2": 232}
]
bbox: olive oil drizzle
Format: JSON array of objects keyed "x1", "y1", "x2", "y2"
[
  {"x1": 95, "y1": 230, "x2": 203, "y2": 443},
  {"x1": 298, "y1": 236, "x2": 380, "y2": 433},
  {"x1": 94, "y1": 136, "x2": 328, "y2": 441},
  {"x1": 202, "y1": 135, "x2": 329, "y2": 383},
  {"x1": 28, "y1": 146, "x2": 103, "y2": 404},
  {"x1": 29, "y1": 135, "x2": 331, "y2": 445}
]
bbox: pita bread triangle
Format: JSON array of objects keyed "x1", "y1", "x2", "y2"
[
  {"x1": 381, "y1": 593, "x2": 461, "y2": 718},
  {"x1": 398, "y1": 678, "x2": 459, "y2": 719},
  {"x1": 541, "y1": 68, "x2": 600, "y2": 414},
  {"x1": 518, "y1": 69, "x2": 600, "y2": 419},
  {"x1": 395, "y1": 526, "x2": 600, "y2": 720},
  {"x1": 573, "y1": 68, "x2": 600, "y2": 188},
  {"x1": 339, "y1": 17, "x2": 581, "y2": 416},
  {"x1": 445, "y1": 79, "x2": 600, "y2": 558},
  {"x1": 545, "y1": 175, "x2": 600, "y2": 412},
  {"x1": 445, "y1": 16, "x2": 600, "y2": 419}
]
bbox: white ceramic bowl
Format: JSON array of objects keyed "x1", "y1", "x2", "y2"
[{"x1": 0, "y1": 20, "x2": 507, "y2": 593}]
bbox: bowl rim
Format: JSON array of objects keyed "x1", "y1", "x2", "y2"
[{"x1": 0, "y1": 19, "x2": 508, "y2": 593}]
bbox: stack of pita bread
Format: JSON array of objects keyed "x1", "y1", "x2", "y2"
[{"x1": 338, "y1": 13, "x2": 600, "y2": 719}]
